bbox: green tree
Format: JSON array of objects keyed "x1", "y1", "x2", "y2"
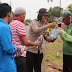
[
  {"x1": 49, "y1": 6, "x2": 63, "y2": 17},
  {"x1": 48, "y1": 6, "x2": 63, "y2": 23},
  {"x1": 12, "y1": 12, "x2": 14, "y2": 18},
  {"x1": 67, "y1": 4, "x2": 72, "y2": 13},
  {"x1": 24, "y1": 19, "x2": 32, "y2": 25},
  {"x1": 25, "y1": 19, "x2": 32, "y2": 23},
  {"x1": 47, "y1": 0, "x2": 53, "y2": 2}
]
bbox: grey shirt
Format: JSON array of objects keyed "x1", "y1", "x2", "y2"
[{"x1": 27, "y1": 19, "x2": 48, "y2": 54}]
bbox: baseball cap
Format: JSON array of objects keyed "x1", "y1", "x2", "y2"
[
  {"x1": 59, "y1": 11, "x2": 72, "y2": 21},
  {"x1": 14, "y1": 7, "x2": 26, "y2": 15},
  {"x1": 37, "y1": 8, "x2": 48, "y2": 16}
]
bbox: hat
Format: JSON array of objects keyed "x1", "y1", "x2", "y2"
[
  {"x1": 37, "y1": 8, "x2": 48, "y2": 16},
  {"x1": 14, "y1": 7, "x2": 26, "y2": 15},
  {"x1": 59, "y1": 11, "x2": 72, "y2": 21}
]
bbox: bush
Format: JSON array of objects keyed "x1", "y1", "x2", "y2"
[{"x1": 24, "y1": 21, "x2": 29, "y2": 25}]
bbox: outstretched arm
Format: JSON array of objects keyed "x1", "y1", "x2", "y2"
[
  {"x1": 57, "y1": 28, "x2": 72, "y2": 42},
  {"x1": 60, "y1": 31, "x2": 72, "y2": 42}
]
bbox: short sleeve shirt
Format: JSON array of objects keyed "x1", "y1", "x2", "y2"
[{"x1": 9, "y1": 17, "x2": 26, "y2": 57}]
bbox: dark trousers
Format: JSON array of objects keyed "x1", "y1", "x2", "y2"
[
  {"x1": 63, "y1": 54, "x2": 72, "y2": 72},
  {"x1": 15, "y1": 56, "x2": 26, "y2": 72},
  {"x1": 26, "y1": 51, "x2": 43, "y2": 72}
]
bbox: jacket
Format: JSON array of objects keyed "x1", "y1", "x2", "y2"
[{"x1": 0, "y1": 18, "x2": 17, "y2": 72}]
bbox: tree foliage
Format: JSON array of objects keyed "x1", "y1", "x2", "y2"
[
  {"x1": 25, "y1": 19, "x2": 32, "y2": 23},
  {"x1": 24, "y1": 19, "x2": 32, "y2": 25},
  {"x1": 48, "y1": 6, "x2": 63, "y2": 17},
  {"x1": 47, "y1": 0, "x2": 53, "y2": 2},
  {"x1": 48, "y1": 6, "x2": 63, "y2": 23},
  {"x1": 67, "y1": 4, "x2": 72, "y2": 13}
]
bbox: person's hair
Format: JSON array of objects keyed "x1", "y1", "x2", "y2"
[
  {"x1": 0, "y1": 3, "x2": 12, "y2": 18},
  {"x1": 37, "y1": 8, "x2": 48, "y2": 21},
  {"x1": 37, "y1": 13, "x2": 43, "y2": 21}
]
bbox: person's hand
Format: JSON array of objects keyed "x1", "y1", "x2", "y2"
[
  {"x1": 16, "y1": 51, "x2": 21, "y2": 57},
  {"x1": 17, "y1": 46, "x2": 22, "y2": 54},
  {"x1": 47, "y1": 22, "x2": 56, "y2": 29},
  {"x1": 57, "y1": 28, "x2": 64, "y2": 34},
  {"x1": 50, "y1": 39, "x2": 57, "y2": 42},
  {"x1": 34, "y1": 41, "x2": 41, "y2": 46}
]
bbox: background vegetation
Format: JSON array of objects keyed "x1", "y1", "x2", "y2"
[{"x1": 44, "y1": 36, "x2": 63, "y2": 72}]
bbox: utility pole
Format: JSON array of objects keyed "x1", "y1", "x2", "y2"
[
  {"x1": 59, "y1": 0, "x2": 61, "y2": 17},
  {"x1": 0, "y1": 0, "x2": 1, "y2": 4},
  {"x1": 10, "y1": 0, "x2": 11, "y2": 6}
]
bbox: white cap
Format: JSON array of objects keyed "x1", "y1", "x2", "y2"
[{"x1": 14, "y1": 7, "x2": 26, "y2": 15}]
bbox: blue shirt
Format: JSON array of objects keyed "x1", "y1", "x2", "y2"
[{"x1": 0, "y1": 18, "x2": 17, "y2": 72}]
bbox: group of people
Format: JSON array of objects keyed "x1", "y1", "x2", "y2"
[{"x1": 0, "y1": 2, "x2": 72, "y2": 72}]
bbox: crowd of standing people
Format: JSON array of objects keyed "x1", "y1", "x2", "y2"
[{"x1": 0, "y1": 2, "x2": 72, "y2": 72}]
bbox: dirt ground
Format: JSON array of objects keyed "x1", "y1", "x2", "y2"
[{"x1": 43, "y1": 36, "x2": 63, "y2": 72}]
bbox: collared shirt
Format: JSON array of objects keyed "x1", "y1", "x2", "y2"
[
  {"x1": 27, "y1": 19, "x2": 48, "y2": 54},
  {"x1": 0, "y1": 18, "x2": 17, "y2": 72},
  {"x1": 9, "y1": 17, "x2": 26, "y2": 57},
  {"x1": 0, "y1": 18, "x2": 17, "y2": 54},
  {"x1": 61, "y1": 23, "x2": 72, "y2": 55}
]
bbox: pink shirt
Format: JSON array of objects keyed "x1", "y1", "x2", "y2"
[{"x1": 9, "y1": 17, "x2": 26, "y2": 57}]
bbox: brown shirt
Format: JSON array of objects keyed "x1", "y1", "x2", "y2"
[{"x1": 27, "y1": 19, "x2": 48, "y2": 54}]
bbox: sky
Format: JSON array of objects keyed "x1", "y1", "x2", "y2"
[{"x1": 1, "y1": 0, "x2": 72, "y2": 20}]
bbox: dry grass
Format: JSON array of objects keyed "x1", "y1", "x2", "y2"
[{"x1": 44, "y1": 36, "x2": 63, "y2": 72}]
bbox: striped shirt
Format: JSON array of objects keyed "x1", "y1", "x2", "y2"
[{"x1": 9, "y1": 17, "x2": 26, "y2": 57}]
